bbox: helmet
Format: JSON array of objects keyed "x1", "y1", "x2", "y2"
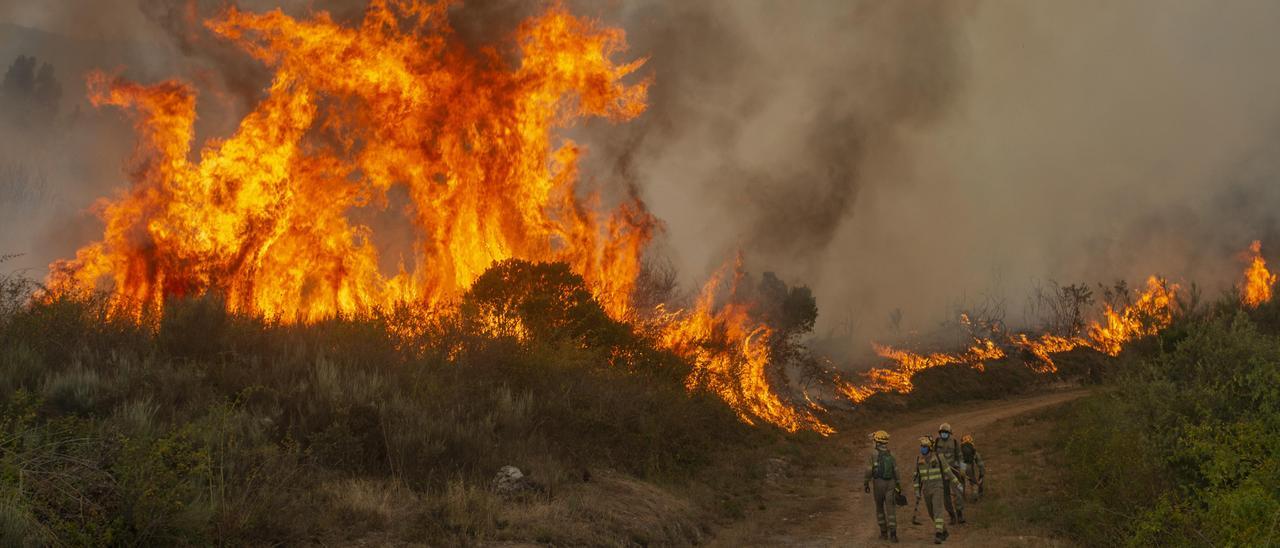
[
  {"x1": 938, "y1": 422, "x2": 952, "y2": 433},
  {"x1": 918, "y1": 436, "x2": 932, "y2": 447},
  {"x1": 872, "y1": 430, "x2": 890, "y2": 443},
  {"x1": 961, "y1": 434, "x2": 973, "y2": 444}
]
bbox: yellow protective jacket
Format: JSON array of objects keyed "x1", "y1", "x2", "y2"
[
  {"x1": 936, "y1": 436, "x2": 962, "y2": 469},
  {"x1": 913, "y1": 450, "x2": 961, "y2": 491}
]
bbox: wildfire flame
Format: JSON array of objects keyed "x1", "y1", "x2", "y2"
[
  {"x1": 1086, "y1": 276, "x2": 1178, "y2": 356},
  {"x1": 844, "y1": 338, "x2": 1004, "y2": 402},
  {"x1": 49, "y1": 1, "x2": 652, "y2": 323},
  {"x1": 846, "y1": 276, "x2": 1179, "y2": 401},
  {"x1": 1240, "y1": 240, "x2": 1276, "y2": 308},
  {"x1": 1010, "y1": 333, "x2": 1085, "y2": 374},
  {"x1": 654, "y1": 257, "x2": 832, "y2": 433}
]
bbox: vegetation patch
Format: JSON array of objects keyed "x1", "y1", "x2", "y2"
[
  {"x1": 1004, "y1": 297, "x2": 1280, "y2": 546},
  {"x1": 0, "y1": 260, "x2": 792, "y2": 545}
]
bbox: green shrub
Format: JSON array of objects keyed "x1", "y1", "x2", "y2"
[
  {"x1": 904, "y1": 357, "x2": 1043, "y2": 407},
  {"x1": 0, "y1": 491, "x2": 54, "y2": 547},
  {"x1": 42, "y1": 365, "x2": 104, "y2": 415},
  {"x1": 158, "y1": 294, "x2": 231, "y2": 360},
  {"x1": 1044, "y1": 309, "x2": 1280, "y2": 546},
  {"x1": 0, "y1": 342, "x2": 42, "y2": 395},
  {"x1": 113, "y1": 425, "x2": 214, "y2": 544}
]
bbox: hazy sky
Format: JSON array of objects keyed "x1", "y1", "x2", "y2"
[{"x1": 1, "y1": 0, "x2": 152, "y2": 40}]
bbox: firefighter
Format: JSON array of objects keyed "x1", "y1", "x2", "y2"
[
  {"x1": 915, "y1": 436, "x2": 962, "y2": 544},
  {"x1": 935, "y1": 422, "x2": 965, "y2": 524},
  {"x1": 863, "y1": 430, "x2": 902, "y2": 542},
  {"x1": 960, "y1": 434, "x2": 985, "y2": 500}
]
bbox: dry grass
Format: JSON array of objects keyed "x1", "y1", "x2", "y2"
[
  {"x1": 325, "y1": 472, "x2": 709, "y2": 547},
  {"x1": 495, "y1": 470, "x2": 707, "y2": 546}
]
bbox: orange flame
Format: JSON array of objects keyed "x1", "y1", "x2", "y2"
[
  {"x1": 839, "y1": 338, "x2": 1003, "y2": 403},
  {"x1": 1086, "y1": 276, "x2": 1178, "y2": 356},
  {"x1": 1240, "y1": 240, "x2": 1276, "y2": 308},
  {"x1": 657, "y1": 260, "x2": 832, "y2": 434},
  {"x1": 49, "y1": 2, "x2": 651, "y2": 323},
  {"x1": 844, "y1": 275, "x2": 1179, "y2": 402},
  {"x1": 1010, "y1": 333, "x2": 1086, "y2": 373}
]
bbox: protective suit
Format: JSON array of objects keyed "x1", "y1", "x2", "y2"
[
  {"x1": 935, "y1": 423, "x2": 965, "y2": 523},
  {"x1": 863, "y1": 430, "x2": 901, "y2": 542},
  {"x1": 914, "y1": 436, "x2": 962, "y2": 544}
]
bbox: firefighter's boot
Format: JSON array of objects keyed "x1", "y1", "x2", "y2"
[
  {"x1": 879, "y1": 526, "x2": 888, "y2": 540},
  {"x1": 934, "y1": 531, "x2": 944, "y2": 544},
  {"x1": 957, "y1": 510, "x2": 966, "y2": 524},
  {"x1": 889, "y1": 528, "x2": 899, "y2": 543}
]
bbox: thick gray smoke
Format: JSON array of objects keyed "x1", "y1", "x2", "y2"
[
  {"x1": 4, "y1": 0, "x2": 1280, "y2": 361},
  {"x1": 583, "y1": 0, "x2": 1280, "y2": 356}
]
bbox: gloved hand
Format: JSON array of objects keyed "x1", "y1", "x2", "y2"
[{"x1": 863, "y1": 482, "x2": 870, "y2": 493}]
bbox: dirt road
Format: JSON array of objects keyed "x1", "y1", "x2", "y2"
[{"x1": 710, "y1": 389, "x2": 1089, "y2": 547}]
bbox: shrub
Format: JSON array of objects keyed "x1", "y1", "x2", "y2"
[
  {"x1": 41, "y1": 365, "x2": 104, "y2": 416},
  {"x1": 1046, "y1": 309, "x2": 1280, "y2": 546},
  {"x1": 904, "y1": 357, "x2": 1043, "y2": 407}
]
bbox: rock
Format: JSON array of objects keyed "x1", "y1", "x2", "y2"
[
  {"x1": 492, "y1": 465, "x2": 545, "y2": 496},
  {"x1": 765, "y1": 457, "x2": 791, "y2": 483},
  {"x1": 492, "y1": 465, "x2": 526, "y2": 495}
]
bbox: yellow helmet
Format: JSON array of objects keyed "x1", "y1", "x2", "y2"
[
  {"x1": 938, "y1": 422, "x2": 952, "y2": 433},
  {"x1": 872, "y1": 430, "x2": 890, "y2": 443},
  {"x1": 961, "y1": 434, "x2": 974, "y2": 444},
  {"x1": 918, "y1": 436, "x2": 932, "y2": 447}
]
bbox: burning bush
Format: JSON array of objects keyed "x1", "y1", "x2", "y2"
[{"x1": 463, "y1": 260, "x2": 621, "y2": 343}]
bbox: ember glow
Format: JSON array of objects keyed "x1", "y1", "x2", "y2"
[{"x1": 1240, "y1": 240, "x2": 1276, "y2": 308}]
